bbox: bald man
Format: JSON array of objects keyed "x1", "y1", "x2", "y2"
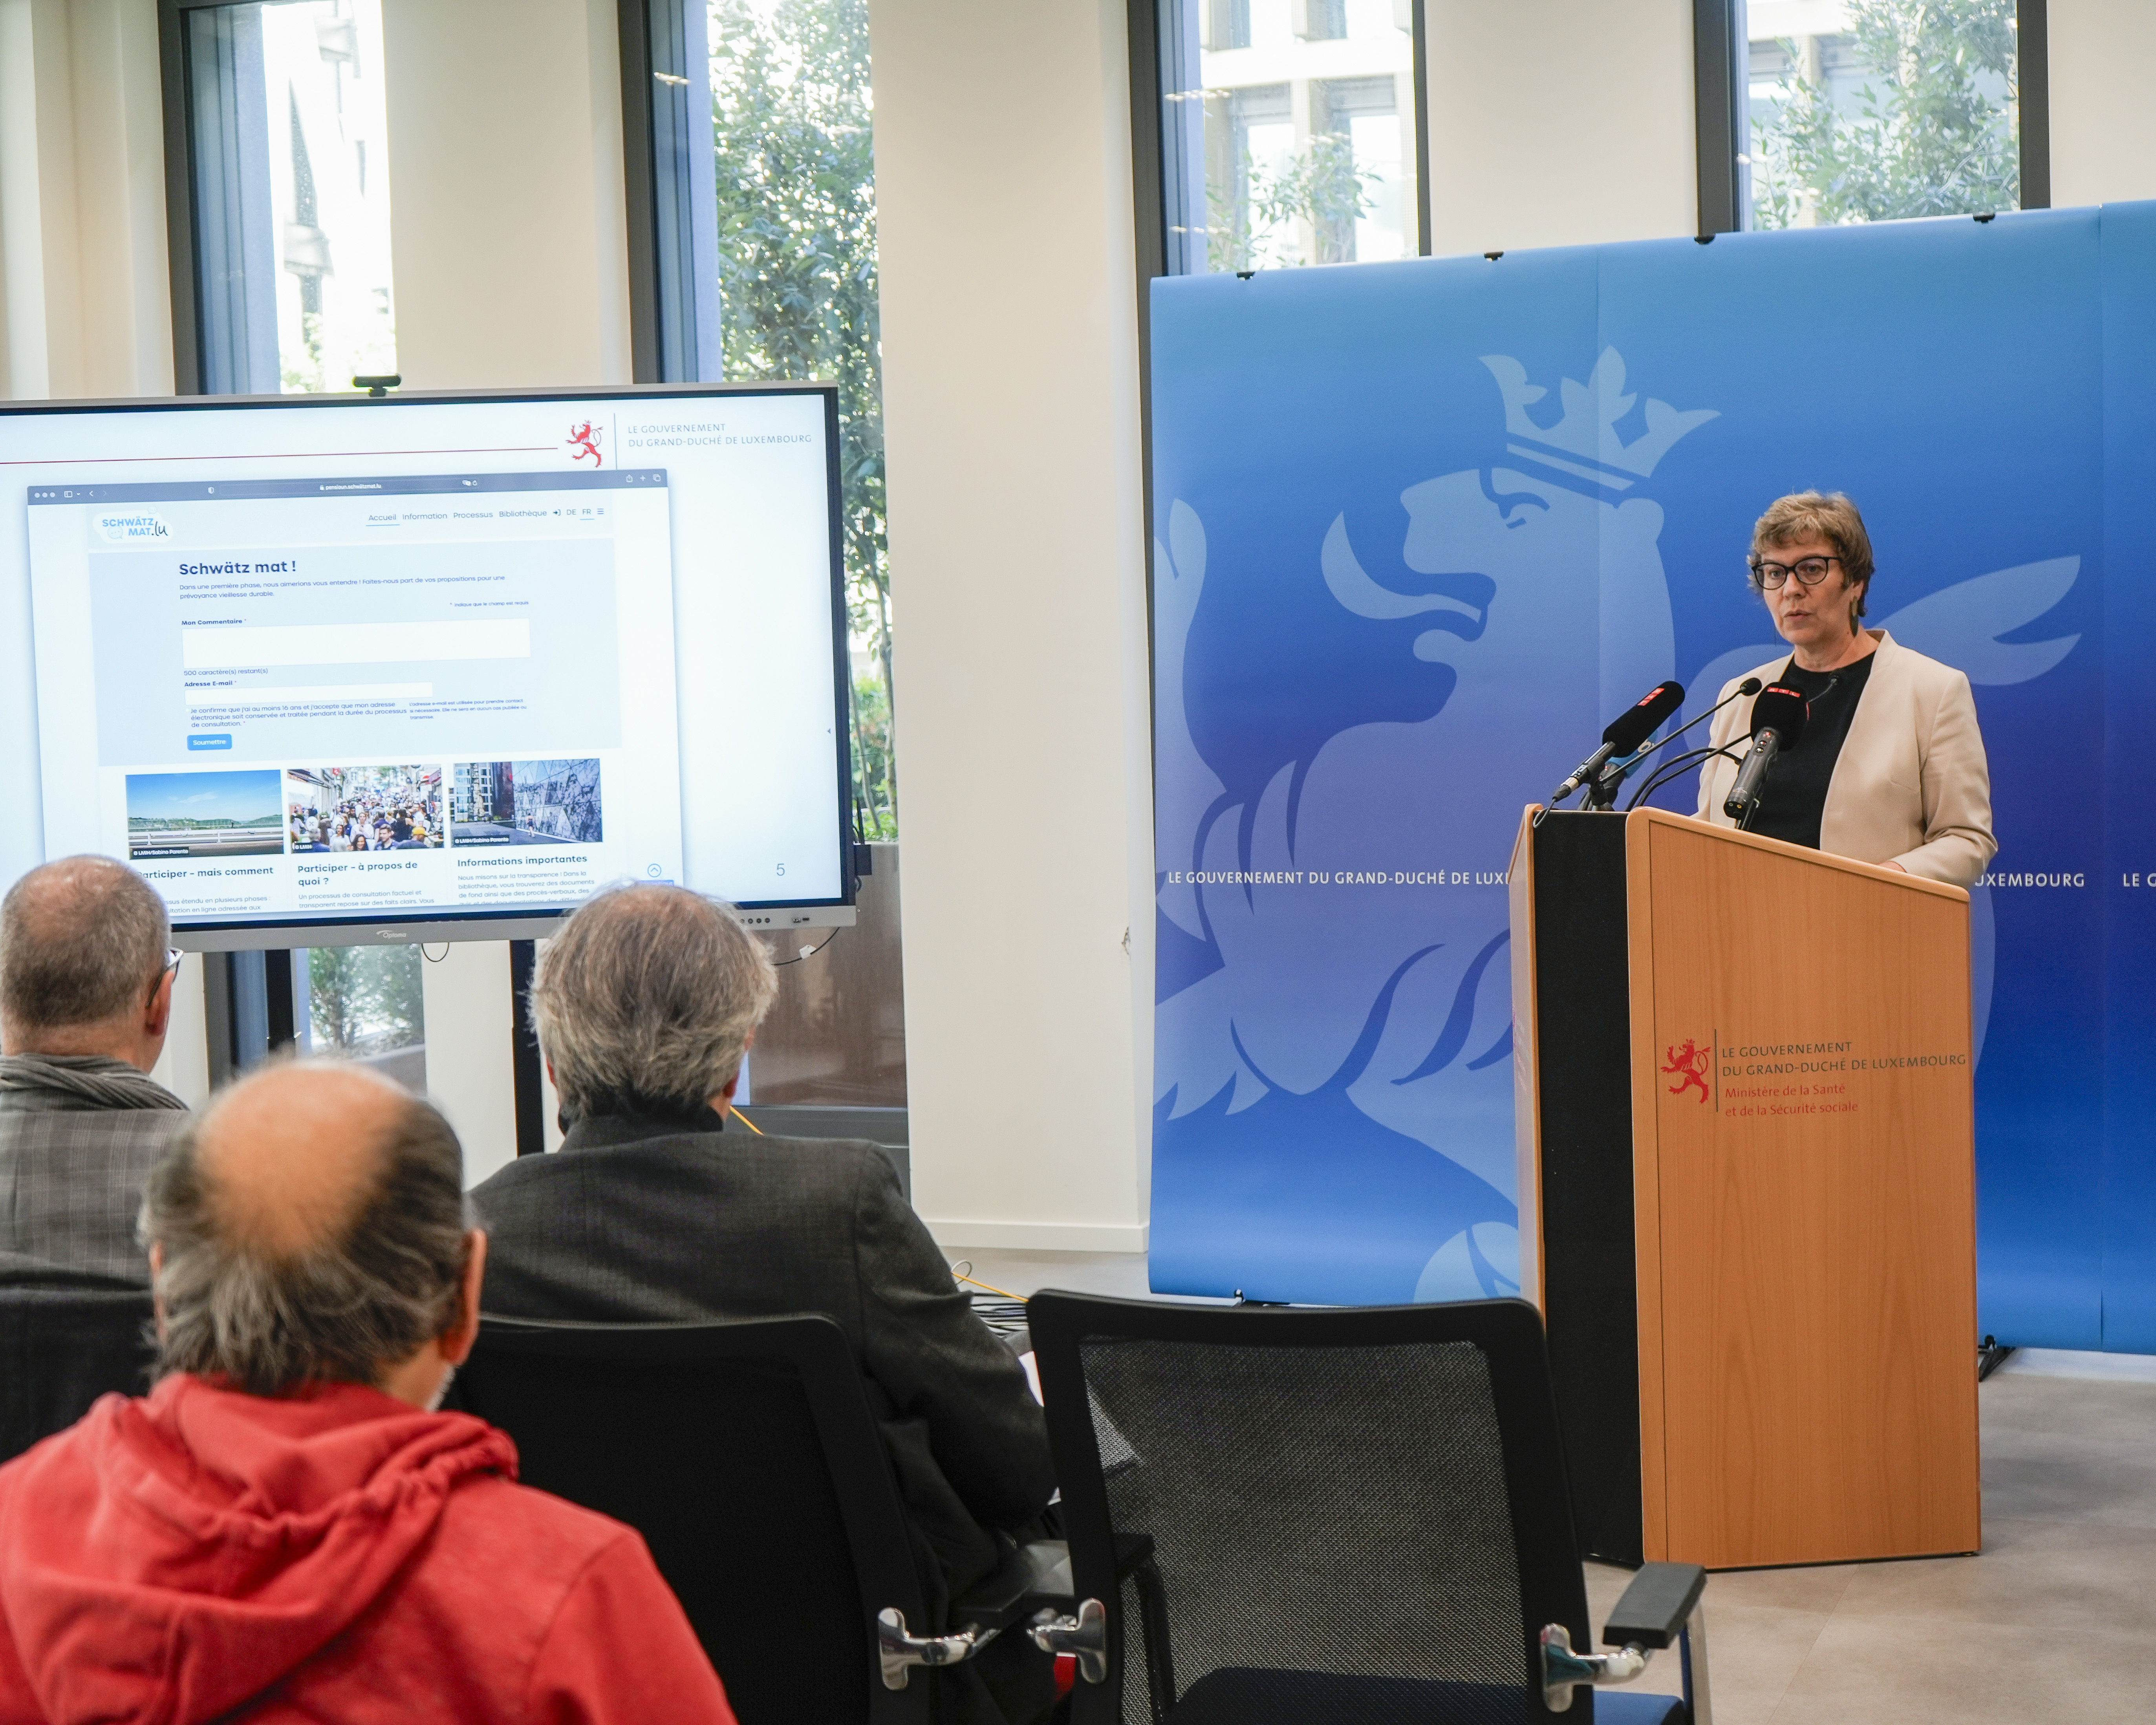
[
  {"x1": 0, "y1": 1060, "x2": 737, "y2": 1725},
  {"x1": 0, "y1": 857, "x2": 187, "y2": 1285}
]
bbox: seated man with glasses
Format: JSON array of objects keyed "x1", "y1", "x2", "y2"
[
  {"x1": 0, "y1": 856, "x2": 190, "y2": 1284},
  {"x1": 1695, "y1": 490, "x2": 1996, "y2": 886}
]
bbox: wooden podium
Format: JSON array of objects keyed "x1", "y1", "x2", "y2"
[{"x1": 1508, "y1": 806, "x2": 1980, "y2": 1571}]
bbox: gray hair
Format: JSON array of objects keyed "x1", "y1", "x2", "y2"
[
  {"x1": 139, "y1": 1069, "x2": 470, "y2": 1396},
  {"x1": 1, "y1": 856, "x2": 170, "y2": 1033},
  {"x1": 531, "y1": 883, "x2": 778, "y2": 1121}
]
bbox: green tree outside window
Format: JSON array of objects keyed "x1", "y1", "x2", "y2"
[
  {"x1": 1752, "y1": 0, "x2": 2020, "y2": 230},
  {"x1": 709, "y1": 0, "x2": 895, "y2": 840},
  {"x1": 308, "y1": 945, "x2": 423, "y2": 1054},
  {"x1": 1209, "y1": 131, "x2": 1379, "y2": 270}
]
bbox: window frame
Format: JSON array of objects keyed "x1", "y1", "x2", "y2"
[
  {"x1": 618, "y1": 0, "x2": 723, "y2": 385},
  {"x1": 1693, "y1": 0, "x2": 1746, "y2": 236},
  {"x1": 157, "y1": 0, "x2": 403, "y2": 396},
  {"x1": 158, "y1": 0, "x2": 264, "y2": 397},
  {"x1": 1698, "y1": 0, "x2": 2052, "y2": 236},
  {"x1": 2018, "y1": 0, "x2": 2051, "y2": 210},
  {"x1": 1134, "y1": 0, "x2": 1433, "y2": 289}
]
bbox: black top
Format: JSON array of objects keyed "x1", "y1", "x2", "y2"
[
  {"x1": 469, "y1": 1112, "x2": 1056, "y2": 1601},
  {"x1": 1745, "y1": 650, "x2": 1877, "y2": 850}
]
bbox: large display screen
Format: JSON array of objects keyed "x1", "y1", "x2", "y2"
[{"x1": 0, "y1": 387, "x2": 850, "y2": 941}]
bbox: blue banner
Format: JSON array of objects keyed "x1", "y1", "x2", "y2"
[{"x1": 1150, "y1": 205, "x2": 2147, "y2": 1346}]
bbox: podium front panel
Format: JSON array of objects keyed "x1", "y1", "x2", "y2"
[{"x1": 1625, "y1": 809, "x2": 1980, "y2": 1568}]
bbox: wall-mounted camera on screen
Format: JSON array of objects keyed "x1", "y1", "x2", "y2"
[{"x1": 450, "y1": 760, "x2": 603, "y2": 847}]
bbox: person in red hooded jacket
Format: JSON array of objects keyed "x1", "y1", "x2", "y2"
[{"x1": 0, "y1": 1058, "x2": 736, "y2": 1725}]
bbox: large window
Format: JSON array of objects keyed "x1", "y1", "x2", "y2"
[
  {"x1": 622, "y1": 0, "x2": 903, "y2": 1117},
  {"x1": 627, "y1": 0, "x2": 894, "y2": 844},
  {"x1": 1741, "y1": 0, "x2": 2041, "y2": 228},
  {"x1": 163, "y1": 0, "x2": 418, "y2": 1077},
  {"x1": 167, "y1": 0, "x2": 397, "y2": 395},
  {"x1": 1157, "y1": 0, "x2": 1425, "y2": 274}
]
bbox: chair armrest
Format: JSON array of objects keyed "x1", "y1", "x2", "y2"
[
  {"x1": 1603, "y1": 1562, "x2": 1707, "y2": 1650},
  {"x1": 951, "y1": 1539, "x2": 1074, "y2": 1631}
]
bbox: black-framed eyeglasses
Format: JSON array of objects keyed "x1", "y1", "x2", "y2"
[
  {"x1": 152, "y1": 949, "x2": 183, "y2": 996},
  {"x1": 1748, "y1": 554, "x2": 1842, "y2": 589}
]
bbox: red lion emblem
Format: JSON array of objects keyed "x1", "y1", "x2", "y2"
[
  {"x1": 1662, "y1": 1038, "x2": 1711, "y2": 1103},
  {"x1": 567, "y1": 421, "x2": 603, "y2": 467}
]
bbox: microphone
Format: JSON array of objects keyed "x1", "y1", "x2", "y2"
[
  {"x1": 1615, "y1": 678, "x2": 1772, "y2": 813},
  {"x1": 1605, "y1": 676, "x2": 1765, "y2": 782},
  {"x1": 1722, "y1": 683, "x2": 1810, "y2": 822},
  {"x1": 1551, "y1": 680, "x2": 1686, "y2": 806}
]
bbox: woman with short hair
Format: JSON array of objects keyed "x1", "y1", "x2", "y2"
[{"x1": 1696, "y1": 491, "x2": 1997, "y2": 887}]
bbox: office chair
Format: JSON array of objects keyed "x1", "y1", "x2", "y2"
[
  {"x1": 0, "y1": 1284, "x2": 157, "y2": 1464},
  {"x1": 1027, "y1": 1292, "x2": 1710, "y2": 1725},
  {"x1": 456, "y1": 1313, "x2": 1080, "y2": 1725}
]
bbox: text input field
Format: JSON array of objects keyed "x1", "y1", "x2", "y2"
[
  {"x1": 180, "y1": 621, "x2": 531, "y2": 668},
  {"x1": 183, "y1": 682, "x2": 435, "y2": 707}
]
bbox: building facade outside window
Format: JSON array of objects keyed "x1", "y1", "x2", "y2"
[
  {"x1": 1161, "y1": 0, "x2": 1421, "y2": 274},
  {"x1": 1746, "y1": 0, "x2": 2024, "y2": 228},
  {"x1": 178, "y1": 0, "x2": 397, "y2": 394}
]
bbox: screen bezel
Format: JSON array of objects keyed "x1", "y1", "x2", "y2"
[{"x1": 2, "y1": 381, "x2": 858, "y2": 946}]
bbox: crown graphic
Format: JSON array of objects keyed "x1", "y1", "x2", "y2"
[{"x1": 1481, "y1": 349, "x2": 1716, "y2": 491}]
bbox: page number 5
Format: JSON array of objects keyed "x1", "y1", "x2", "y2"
[{"x1": 776, "y1": 862, "x2": 786, "y2": 876}]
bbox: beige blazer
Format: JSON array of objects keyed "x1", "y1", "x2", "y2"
[{"x1": 1695, "y1": 630, "x2": 1997, "y2": 888}]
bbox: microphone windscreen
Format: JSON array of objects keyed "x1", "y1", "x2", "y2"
[
  {"x1": 1751, "y1": 683, "x2": 1810, "y2": 748},
  {"x1": 1601, "y1": 680, "x2": 1686, "y2": 753},
  {"x1": 1737, "y1": 677, "x2": 1764, "y2": 696}
]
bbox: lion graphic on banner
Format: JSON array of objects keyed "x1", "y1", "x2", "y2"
[{"x1": 1152, "y1": 336, "x2": 2077, "y2": 1304}]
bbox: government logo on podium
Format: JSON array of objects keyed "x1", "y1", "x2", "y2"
[{"x1": 1662, "y1": 1039, "x2": 1711, "y2": 1104}]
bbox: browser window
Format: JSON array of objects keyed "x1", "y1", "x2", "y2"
[
  {"x1": 0, "y1": 389, "x2": 846, "y2": 935},
  {"x1": 28, "y1": 470, "x2": 682, "y2": 926}
]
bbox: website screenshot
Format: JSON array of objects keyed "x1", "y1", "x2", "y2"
[{"x1": 27, "y1": 469, "x2": 685, "y2": 925}]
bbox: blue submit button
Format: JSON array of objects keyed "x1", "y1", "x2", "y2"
[{"x1": 186, "y1": 734, "x2": 233, "y2": 751}]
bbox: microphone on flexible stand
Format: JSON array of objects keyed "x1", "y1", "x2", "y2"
[
  {"x1": 1587, "y1": 672, "x2": 1768, "y2": 811},
  {"x1": 1550, "y1": 680, "x2": 1686, "y2": 808},
  {"x1": 1722, "y1": 684, "x2": 1810, "y2": 826}
]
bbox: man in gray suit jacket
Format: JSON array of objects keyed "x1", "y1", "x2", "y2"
[
  {"x1": 0, "y1": 857, "x2": 189, "y2": 1285},
  {"x1": 471, "y1": 883, "x2": 1056, "y2": 1725}
]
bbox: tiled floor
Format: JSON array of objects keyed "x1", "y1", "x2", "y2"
[{"x1": 958, "y1": 1250, "x2": 2156, "y2": 1724}]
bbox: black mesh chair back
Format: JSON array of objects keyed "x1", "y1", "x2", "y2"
[
  {"x1": 0, "y1": 1286, "x2": 156, "y2": 1464},
  {"x1": 1028, "y1": 1293, "x2": 1612, "y2": 1725},
  {"x1": 455, "y1": 1313, "x2": 935, "y2": 1725}
]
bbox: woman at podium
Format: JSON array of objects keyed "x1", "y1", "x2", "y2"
[{"x1": 1696, "y1": 491, "x2": 1996, "y2": 887}]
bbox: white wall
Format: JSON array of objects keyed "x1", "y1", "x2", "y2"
[
  {"x1": 419, "y1": 941, "x2": 520, "y2": 1188},
  {"x1": 2046, "y1": 0, "x2": 2156, "y2": 209},
  {"x1": 1423, "y1": 0, "x2": 1700, "y2": 257},
  {"x1": 869, "y1": 0, "x2": 1154, "y2": 1252},
  {"x1": 147, "y1": 953, "x2": 211, "y2": 1108},
  {"x1": 380, "y1": 0, "x2": 631, "y2": 388},
  {"x1": 0, "y1": 0, "x2": 171, "y2": 401}
]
